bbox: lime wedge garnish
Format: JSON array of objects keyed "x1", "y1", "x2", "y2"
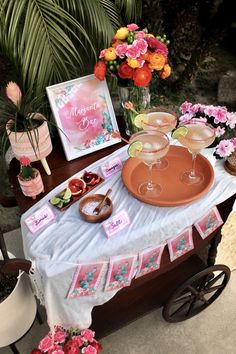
[
  {"x1": 134, "y1": 114, "x2": 149, "y2": 128},
  {"x1": 171, "y1": 126, "x2": 188, "y2": 139},
  {"x1": 50, "y1": 196, "x2": 61, "y2": 205},
  {"x1": 63, "y1": 188, "x2": 72, "y2": 200},
  {"x1": 128, "y1": 141, "x2": 143, "y2": 157}
]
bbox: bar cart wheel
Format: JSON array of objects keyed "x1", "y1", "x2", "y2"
[{"x1": 162, "y1": 264, "x2": 231, "y2": 322}]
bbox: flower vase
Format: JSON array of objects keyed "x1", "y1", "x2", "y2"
[
  {"x1": 224, "y1": 151, "x2": 236, "y2": 176},
  {"x1": 17, "y1": 168, "x2": 44, "y2": 199},
  {"x1": 118, "y1": 86, "x2": 150, "y2": 136}
]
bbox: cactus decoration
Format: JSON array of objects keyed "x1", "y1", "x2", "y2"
[{"x1": 19, "y1": 156, "x2": 36, "y2": 180}]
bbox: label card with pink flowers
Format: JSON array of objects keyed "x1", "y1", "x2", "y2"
[
  {"x1": 104, "y1": 255, "x2": 136, "y2": 292},
  {"x1": 135, "y1": 244, "x2": 166, "y2": 278},
  {"x1": 167, "y1": 227, "x2": 194, "y2": 262},
  {"x1": 194, "y1": 207, "x2": 223, "y2": 240},
  {"x1": 67, "y1": 261, "x2": 107, "y2": 299},
  {"x1": 46, "y1": 75, "x2": 121, "y2": 161}
]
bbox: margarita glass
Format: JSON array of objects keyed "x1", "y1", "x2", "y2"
[
  {"x1": 176, "y1": 121, "x2": 216, "y2": 184},
  {"x1": 129, "y1": 130, "x2": 170, "y2": 196},
  {"x1": 137, "y1": 111, "x2": 176, "y2": 169}
]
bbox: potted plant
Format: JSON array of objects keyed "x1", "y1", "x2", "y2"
[
  {"x1": 214, "y1": 138, "x2": 236, "y2": 176},
  {"x1": 0, "y1": 81, "x2": 52, "y2": 175},
  {"x1": 17, "y1": 156, "x2": 44, "y2": 200},
  {"x1": 31, "y1": 326, "x2": 102, "y2": 354},
  {"x1": 0, "y1": 231, "x2": 37, "y2": 349}
]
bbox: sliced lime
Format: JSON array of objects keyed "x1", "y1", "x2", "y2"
[
  {"x1": 171, "y1": 126, "x2": 188, "y2": 139},
  {"x1": 63, "y1": 198, "x2": 71, "y2": 204},
  {"x1": 128, "y1": 141, "x2": 143, "y2": 157},
  {"x1": 134, "y1": 114, "x2": 149, "y2": 128},
  {"x1": 50, "y1": 196, "x2": 61, "y2": 205},
  {"x1": 56, "y1": 200, "x2": 64, "y2": 209},
  {"x1": 63, "y1": 188, "x2": 72, "y2": 200}
]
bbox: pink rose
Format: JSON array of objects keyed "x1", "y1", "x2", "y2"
[
  {"x1": 127, "y1": 23, "x2": 139, "y2": 31},
  {"x1": 136, "y1": 31, "x2": 146, "y2": 39},
  {"x1": 146, "y1": 37, "x2": 168, "y2": 57},
  {"x1": 80, "y1": 329, "x2": 95, "y2": 343},
  {"x1": 39, "y1": 335, "x2": 54, "y2": 352},
  {"x1": 81, "y1": 345, "x2": 97, "y2": 354},
  {"x1": 90, "y1": 340, "x2": 102, "y2": 353}
]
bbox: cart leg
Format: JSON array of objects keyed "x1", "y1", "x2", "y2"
[{"x1": 207, "y1": 230, "x2": 222, "y2": 266}]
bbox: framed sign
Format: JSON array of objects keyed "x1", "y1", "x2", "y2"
[{"x1": 46, "y1": 74, "x2": 121, "y2": 161}]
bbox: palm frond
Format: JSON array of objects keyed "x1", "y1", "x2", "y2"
[{"x1": 114, "y1": 0, "x2": 142, "y2": 23}]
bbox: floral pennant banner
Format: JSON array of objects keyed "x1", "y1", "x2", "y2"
[
  {"x1": 67, "y1": 262, "x2": 106, "y2": 300},
  {"x1": 104, "y1": 255, "x2": 136, "y2": 292},
  {"x1": 168, "y1": 227, "x2": 194, "y2": 262},
  {"x1": 194, "y1": 206, "x2": 223, "y2": 239},
  {"x1": 135, "y1": 244, "x2": 165, "y2": 278}
]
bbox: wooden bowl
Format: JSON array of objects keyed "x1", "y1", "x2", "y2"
[{"x1": 79, "y1": 194, "x2": 113, "y2": 223}]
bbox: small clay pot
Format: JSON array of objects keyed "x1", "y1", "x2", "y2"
[
  {"x1": 17, "y1": 168, "x2": 44, "y2": 199},
  {"x1": 224, "y1": 151, "x2": 236, "y2": 176}
]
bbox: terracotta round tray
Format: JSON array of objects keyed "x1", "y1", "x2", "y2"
[{"x1": 122, "y1": 145, "x2": 214, "y2": 207}]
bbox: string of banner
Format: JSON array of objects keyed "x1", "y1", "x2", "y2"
[{"x1": 67, "y1": 206, "x2": 223, "y2": 300}]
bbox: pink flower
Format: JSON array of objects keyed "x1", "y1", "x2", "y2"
[
  {"x1": 215, "y1": 139, "x2": 234, "y2": 158},
  {"x1": 63, "y1": 339, "x2": 79, "y2": 354},
  {"x1": 180, "y1": 101, "x2": 192, "y2": 114},
  {"x1": 146, "y1": 37, "x2": 168, "y2": 57},
  {"x1": 53, "y1": 329, "x2": 67, "y2": 344},
  {"x1": 179, "y1": 113, "x2": 193, "y2": 123},
  {"x1": 73, "y1": 335, "x2": 84, "y2": 347},
  {"x1": 215, "y1": 126, "x2": 225, "y2": 137},
  {"x1": 231, "y1": 137, "x2": 236, "y2": 149},
  {"x1": 189, "y1": 104, "x2": 200, "y2": 115},
  {"x1": 226, "y1": 112, "x2": 236, "y2": 129},
  {"x1": 133, "y1": 39, "x2": 148, "y2": 55},
  {"x1": 80, "y1": 329, "x2": 95, "y2": 343},
  {"x1": 98, "y1": 49, "x2": 106, "y2": 59},
  {"x1": 19, "y1": 156, "x2": 31, "y2": 166},
  {"x1": 204, "y1": 105, "x2": 216, "y2": 117},
  {"x1": 50, "y1": 349, "x2": 64, "y2": 354},
  {"x1": 115, "y1": 43, "x2": 128, "y2": 58},
  {"x1": 81, "y1": 345, "x2": 97, "y2": 354},
  {"x1": 126, "y1": 44, "x2": 141, "y2": 58},
  {"x1": 6, "y1": 81, "x2": 22, "y2": 107},
  {"x1": 127, "y1": 23, "x2": 139, "y2": 31},
  {"x1": 135, "y1": 31, "x2": 146, "y2": 39},
  {"x1": 39, "y1": 335, "x2": 54, "y2": 352},
  {"x1": 212, "y1": 106, "x2": 227, "y2": 124}
]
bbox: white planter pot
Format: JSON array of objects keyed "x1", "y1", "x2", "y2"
[
  {"x1": 6, "y1": 114, "x2": 53, "y2": 162},
  {"x1": 0, "y1": 252, "x2": 37, "y2": 347}
]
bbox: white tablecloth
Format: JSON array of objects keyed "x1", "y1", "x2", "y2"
[{"x1": 21, "y1": 143, "x2": 236, "y2": 330}]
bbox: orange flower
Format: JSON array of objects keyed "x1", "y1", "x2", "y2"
[
  {"x1": 94, "y1": 61, "x2": 107, "y2": 80},
  {"x1": 133, "y1": 66, "x2": 152, "y2": 87},
  {"x1": 159, "y1": 64, "x2": 171, "y2": 79},
  {"x1": 148, "y1": 52, "x2": 166, "y2": 71},
  {"x1": 127, "y1": 58, "x2": 140, "y2": 69},
  {"x1": 104, "y1": 47, "x2": 117, "y2": 61},
  {"x1": 118, "y1": 62, "x2": 134, "y2": 79},
  {"x1": 111, "y1": 39, "x2": 124, "y2": 48}
]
